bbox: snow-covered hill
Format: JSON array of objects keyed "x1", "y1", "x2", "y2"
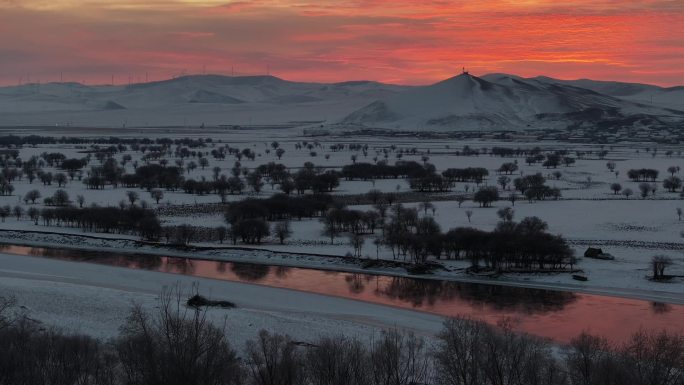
[
  {"x1": 0, "y1": 75, "x2": 407, "y2": 127},
  {"x1": 0, "y1": 73, "x2": 682, "y2": 130},
  {"x1": 343, "y1": 73, "x2": 684, "y2": 131},
  {"x1": 524, "y1": 76, "x2": 684, "y2": 112}
]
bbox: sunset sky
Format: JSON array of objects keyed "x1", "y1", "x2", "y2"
[{"x1": 1, "y1": 0, "x2": 682, "y2": 86}]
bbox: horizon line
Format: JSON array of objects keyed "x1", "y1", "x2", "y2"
[{"x1": 3, "y1": 72, "x2": 678, "y2": 89}]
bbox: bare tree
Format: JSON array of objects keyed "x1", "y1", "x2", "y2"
[
  {"x1": 349, "y1": 233, "x2": 365, "y2": 258},
  {"x1": 369, "y1": 329, "x2": 431, "y2": 385},
  {"x1": 24, "y1": 189, "x2": 41, "y2": 204},
  {"x1": 565, "y1": 332, "x2": 615, "y2": 385},
  {"x1": 434, "y1": 318, "x2": 488, "y2": 385},
  {"x1": 216, "y1": 226, "x2": 228, "y2": 244},
  {"x1": 497, "y1": 207, "x2": 514, "y2": 222},
  {"x1": 244, "y1": 330, "x2": 304, "y2": 385},
  {"x1": 420, "y1": 200, "x2": 435, "y2": 215},
  {"x1": 465, "y1": 210, "x2": 473, "y2": 223},
  {"x1": 115, "y1": 285, "x2": 242, "y2": 385},
  {"x1": 126, "y1": 191, "x2": 139, "y2": 206},
  {"x1": 321, "y1": 212, "x2": 338, "y2": 245},
  {"x1": 273, "y1": 221, "x2": 292, "y2": 245},
  {"x1": 610, "y1": 183, "x2": 622, "y2": 194},
  {"x1": 54, "y1": 172, "x2": 68, "y2": 187},
  {"x1": 0, "y1": 205, "x2": 9, "y2": 222},
  {"x1": 212, "y1": 166, "x2": 221, "y2": 181},
  {"x1": 497, "y1": 175, "x2": 511, "y2": 190},
  {"x1": 456, "y1": 195, "x2": 466, "y2": 208},
  {"x1": 150, "y1": 189, "x2": 164, "y2": 204},
  {"x1": 667, "y1": 165, "x2": 679, "y2": 176},
  {"x1": 508, "y1": 193, "x2": 517, "y2": 207},
  {"x1": 620, "y1": 329, "x2": 684, "y2": 385},
  {"x1": 12, "y1": 205, "x2": 23, "y2": 220},
  {"x1": 651, "y1": 255, "x2": 673, "y2": 280},
  {"x1": 305, "y1": 336, "x2": 369, "y2": 385},
  {"x1": 27, "y1": 207, "x2": 39, "y2": 224}
]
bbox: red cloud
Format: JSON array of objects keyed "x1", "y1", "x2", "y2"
[{"x1": 0, "y1": 1, "x2": 682, "y2": 86}]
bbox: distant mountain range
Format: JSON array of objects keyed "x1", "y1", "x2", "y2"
[{"x1": 0, "y1": 73, "x2": 682, "y2": 130}]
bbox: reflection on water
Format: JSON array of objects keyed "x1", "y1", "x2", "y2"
[
  {"x1": 231, "y1": 263, "x2": 270, "y2": 282},
  {"x1": 378, "y1": 277, "x2": 577, "y2": 315},
  {"x1": 652, "y1": 302, "x2": 672, "y2": 314},
  {"x1": 2, "y1": 244, "x2": 683, "y2": 344}
]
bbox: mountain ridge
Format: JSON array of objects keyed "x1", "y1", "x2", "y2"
[{"x1": 0, "y1": 73, "x2": 681, "y2": 130}]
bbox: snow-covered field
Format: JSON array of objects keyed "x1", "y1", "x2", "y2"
[
  {"x1": 0, "y1": 127, "x2": 683, "y2": 340},
  {"x1": 0, "y1": 131, "x2": 682, "y2": 284}
]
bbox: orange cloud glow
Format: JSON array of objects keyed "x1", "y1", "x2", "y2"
[{"x1": 0, "y1": 0, "x2": 682, "y2": 86}]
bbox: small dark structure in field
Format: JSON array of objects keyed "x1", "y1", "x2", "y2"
[
  {"x1": 572, "y1": 274, "x2": 588, "y2": 281},
  {"x1": 584, "y1": 247, "x2": 614, "y2": 260},
  {"x1": 187, "y1": 294, "x2": 235, "y2": 309}
]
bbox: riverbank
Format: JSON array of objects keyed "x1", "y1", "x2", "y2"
[
  {"x1": 2, "y1": 245, "x2": 684, "y2": 347},
  {"x1": 0, "y1": 251, "x2": 445, "y2": 347},
  {"x1": 1, "y1": 229, "x2": 683, "y2": 305}
]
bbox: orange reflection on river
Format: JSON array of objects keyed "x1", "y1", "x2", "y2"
[{"x1": 1, "y1": 244, "x2": 682, "y2": 344}]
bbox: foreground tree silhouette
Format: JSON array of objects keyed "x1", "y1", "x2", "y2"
[
  {"x1": 369, "y1": 329, "x2": 430, "y2": 385},
  {"x1": 115, "y1": 287, "x2": 242, "y2": 385},
  {"x1": 245, "y1": 330, "x2": 304, "y2": 385}
]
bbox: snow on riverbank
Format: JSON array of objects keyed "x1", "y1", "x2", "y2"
[
  {"x1": 0, "y1": 229, "x2": 682, "y2": 305},
  {"x1": 0, "y1": 252, "x2": 445, "y2": 346}
]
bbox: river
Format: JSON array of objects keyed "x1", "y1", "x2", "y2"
[{"x1": 1, "y1": 243, "x2": 682, "y2": 343}]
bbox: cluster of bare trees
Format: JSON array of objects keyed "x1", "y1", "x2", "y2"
[
  {"x1": 628, "y1": 168, "x2": 659, "y2": 182},
  {"x1": 1, "y1": 292, "x2": 683, "y2": 385},
  {"x1": 224, "y1": 194, "x2": 334, "y2": 245},
  {"x1": 226, "y1": 194, "x2": 334, "y2": 223},
  {"x1": 38, "y1": 205, "x2": 161, "y2": 240},
  {"x1": 409, "y1": 174, "x2": 453, "y2": 192},
  {"x1": 490, "y1": 146, "x2": 543, "y2": 157},
  {"x1": 342, "y1": 160, "x2": 429, "y2": 180},
  {"x1": 513, "y1": 173, "x2": 561, "y2": 201},
  {"x1": 120, "y1": 164, "x2": 185, "y2": 190},
  {"x1": 442, "y1": 167, "x2": 490, "y2": 183},
  {"x1": 381, "y1": 204, "x2": 574, "y2": 270},
  {"x1": 320, "y1": 208, "x2": 381, "y2": 244},
  {"x1": 436, "y1": 318, "x2": 684, "y2": 385},
  {"x1": 407, "y1": 166, "x2": 495, "y2": 193}
]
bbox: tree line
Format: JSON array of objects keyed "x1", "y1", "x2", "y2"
[
  {"x1": 0, "y1": 134, "x2": 215, "y2": 147},
  {"x1": 1, "y1": 293, "x2": 682, "y2": 385},
  {"x1": 38, "y1": 205, "x2": 161, "y2": 240}
]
